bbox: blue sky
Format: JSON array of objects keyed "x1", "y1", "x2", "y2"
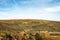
[{"x1": 0, "y1": 0, "x2": 60, "y2": 21}]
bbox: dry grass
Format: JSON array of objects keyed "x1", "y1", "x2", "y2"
[{"x1": 0, "y1": 31, "x2": 60, "y2": 40}]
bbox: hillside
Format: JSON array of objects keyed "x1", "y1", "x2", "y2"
[{"x1": 0, "y1": 19, "x2": 60, "y2": 33}]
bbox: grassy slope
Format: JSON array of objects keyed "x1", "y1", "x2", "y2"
[{"x1": 0, "y1": 19, "x2": 60, "y2": 33}]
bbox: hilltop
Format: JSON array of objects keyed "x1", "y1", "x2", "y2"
[{"x1": 0, "y1": 19, "x2": 60, "y2": 33}]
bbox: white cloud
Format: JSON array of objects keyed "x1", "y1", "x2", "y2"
[
  {"x1": 0, "y1": 6, "x2": 60, "y2": 21},
  {"x1": 44, "y1": 6, "x2": 60, "y2": 13}
]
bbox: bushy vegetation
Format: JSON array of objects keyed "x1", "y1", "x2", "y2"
[
  {"x1": 0, "y1": 31, "x2": 43, "y2": 40},
  {"x1": 0, "y1": 31, "x2": 60, "y2": 40}
]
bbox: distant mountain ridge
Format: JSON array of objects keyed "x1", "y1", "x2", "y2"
[{"x1": 0, "y1": 19, "x2": 60, "y2": 33}]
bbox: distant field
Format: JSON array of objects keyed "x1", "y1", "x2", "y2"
[{"x1": 0, "y1": 19, "x2": 60, "y2": 32}]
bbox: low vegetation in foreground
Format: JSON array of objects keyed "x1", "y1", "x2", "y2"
[{"x1": 0, "y1": 31, "x2": 60, "y2": 40}]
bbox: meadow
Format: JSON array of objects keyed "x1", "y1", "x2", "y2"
[{"x1": 0, "y1": 19, "x2": 60, "y2": 40}]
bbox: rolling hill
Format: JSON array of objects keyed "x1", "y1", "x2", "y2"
[{"x1": 0, "y1": 19, "x2": 60, "y2": 33}]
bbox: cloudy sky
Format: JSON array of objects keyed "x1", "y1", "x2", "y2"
[{"x1": 0, "y1": 0, "x2": 60, "y2": 21}]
